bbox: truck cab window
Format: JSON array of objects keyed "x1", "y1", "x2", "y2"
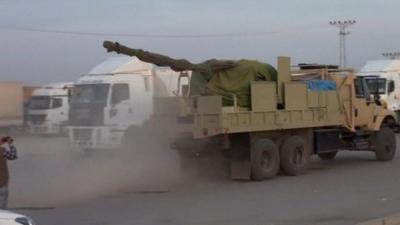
[
  {"x1": 28, "y1": 96, "x2": 51, "y2": 110},
  {"x1": 354, "y1": 78, "x2": 365, "y2": 98},
  {"x1": 52, "y1": 98, "x2": 62, "y2": 108},
  {"x1": 71, "y1": 84, "x2": 110, "y2": 105},
  {"x1": 365, "y1": 78, "x2": 386, "y2": 95},
  {"x1": 111, "y1": 83, "x2": 130, "y2": 105}
]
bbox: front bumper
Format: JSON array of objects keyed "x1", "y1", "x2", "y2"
[
  {"x1": 68, "y1": 126, "x2": 124, "y2": 149},
  {"x1": 28, "y1": 122, "x2": 60, "y2": 134}
]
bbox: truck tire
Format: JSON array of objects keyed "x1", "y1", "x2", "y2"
[
  {"x1": 178, "y1": 152, "x2": 200, "y2": 176},
  {"x1": 280, "y1": 136, "x2": 310, "y2": 176},
  {"x1": 250, "y1": 138, "x2": 279, "y2": 181},
  {"x1": 59, "y1": 124, "x2": 68, "y2": 136},
  {"x1": 318, "y1": 151, "x2": 338, "y2": 161},
  {"x1": 374, "y1": 127, "x2": 396, "y2": 161},
  {"x1": 121, "y1": 126, "x2": 147, "y2": 150}
]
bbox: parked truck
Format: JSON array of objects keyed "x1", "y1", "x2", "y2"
[
  {"x1": 68, "y1": 56, "x2": 182, "y2": 150},
  {"x1": 357, "y1": 59, "x2": 400, "y2": 119},
  {"x1": 0, "y1": 82, "x2": 24, "y2": 132},
  {"x1": 104, "y1": 41, "x2": 398, "y2": 181},
  {"x1": 26, "y1": 82, "x2": 73, "y2": 135},
  {"x1": 22, "y1": 86, "x2": 39, "y2": 129}
]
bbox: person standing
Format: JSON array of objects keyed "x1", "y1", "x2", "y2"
[{"x1": 0, "y1": 137, "x2": 17, "y2": 209}]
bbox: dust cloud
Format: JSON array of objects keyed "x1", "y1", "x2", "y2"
[{"x1": 8, "y1": 135, "x2": 182, "y2": 208}]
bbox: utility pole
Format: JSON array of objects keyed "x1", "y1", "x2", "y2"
[
  {"x1": 382, "y1": 52, "x2": 400, "y2": 59},
  {"x1": 329, "y1": 20, "x2": 356, "y2": 68}
]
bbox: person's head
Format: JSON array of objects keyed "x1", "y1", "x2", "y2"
[{"x1": 0, "y1": 137, "x2": 12, "y2": 145}]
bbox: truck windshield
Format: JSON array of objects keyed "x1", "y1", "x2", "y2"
[
  {"x1": 71, "y1": 84, "x2": 110, "y2": 104},
  {"x1": 365, "y1": 78, "x2": 386, "y2": 95},
  {"x1": 29, "y1": 96, "x2": 51, "y2": 110}
]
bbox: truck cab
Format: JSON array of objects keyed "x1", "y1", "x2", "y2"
[
  {"x1": 27, "y1": 82, "x2": 73, "y2": 135},
  {"x1": 68, "y1": 56, "x2": 180, "y2": 150},
  {"x1": 357, "y1": 59, "x2": 400, "y2": 116},
  {"x1": 69, "y1": 74, "x2": 152, "y2": 149}
]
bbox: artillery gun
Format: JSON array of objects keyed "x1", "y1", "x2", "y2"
[{"x1": 104, "y1": 41, "x2": 398, "y2": 181}]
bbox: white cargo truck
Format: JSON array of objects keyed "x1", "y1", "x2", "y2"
[
  {"x1": 357, "y1": 59, "x2": 400, "y2": 117},
  {"x1": 68, "y1": 56, "x2": 183, "y2": 149},
  {"x1": 27, "y1": 82, "x2": 73, "y2": 135}
]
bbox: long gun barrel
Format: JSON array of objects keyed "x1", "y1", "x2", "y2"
[{"x1": 103, "y1": 41, "x2": 238, "y2": 74}]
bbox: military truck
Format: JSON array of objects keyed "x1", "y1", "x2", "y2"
[{"x1": 103, "y1": 41, "x2": 398, "y2": 181}]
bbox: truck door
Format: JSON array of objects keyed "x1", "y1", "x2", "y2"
[
  {"x1": 365, "y1": 77, "x2": 389, "y2": 107},
  {"x1": 109, "y1": 83, "x2": 132, "y2": 126},
  {"x1": 388, "y1": 76, "x2": 399, "y2": 111},
  {"x1": 353, "y1": 77, "x2": 376, "y2": 128}
]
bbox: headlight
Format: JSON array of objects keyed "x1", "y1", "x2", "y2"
[{"x1": 15, "y1": 217, "x2": 36, "y2": 225}]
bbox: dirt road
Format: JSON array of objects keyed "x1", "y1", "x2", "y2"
[{"x1": 9, "y1": 136, "x2": 400, "y2": 225}]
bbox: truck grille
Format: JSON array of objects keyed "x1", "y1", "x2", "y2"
[
  {"x1": 69, "y1": 104, "x2": 105, "y2": 126},
  {"x1": 28, "y1": 114, "x2": 46, "y2": 125},
  {"x1": 72, "y1": 128, "x2": 92, "y2": 141}
]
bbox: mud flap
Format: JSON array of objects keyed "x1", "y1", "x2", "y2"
[{"x1": 229, "y1": 133, "x2": 251, "y2": 180}]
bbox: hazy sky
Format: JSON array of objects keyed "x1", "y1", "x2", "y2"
[{"x1": 1, "y1": 0, "x2": 399, "y2": 85}]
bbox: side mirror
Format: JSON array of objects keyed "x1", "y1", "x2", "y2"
[
  {"x1": 388, "y1": 80, "x2": 395, "y2": 94},
  {"x1": 67, "y1": 89, "x2": 72, "y2": 103},
  {"x1": 373, "y1": 93, "x2": 382, "y2": 106},
  {"x1": 176, "y1": 72, "x2": 190, "y2": 97}
]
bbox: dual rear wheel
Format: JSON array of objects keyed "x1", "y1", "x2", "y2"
[{"x1": 250, "y1": 135, "x2": 310, "y2": 181}]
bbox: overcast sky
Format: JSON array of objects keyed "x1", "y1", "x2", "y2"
[{"x1": 1, "y1": 0, "x2": 399, "y2": 85}]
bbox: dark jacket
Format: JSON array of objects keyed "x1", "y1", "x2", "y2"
[{"x1": 0, "y1": 147, "x2": 9, "y2": 187}]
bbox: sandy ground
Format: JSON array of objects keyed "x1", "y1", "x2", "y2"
[{"x1": 7, "y1": 135, "x2": 400, "y2": 225}]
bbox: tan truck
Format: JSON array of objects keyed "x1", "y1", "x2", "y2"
[{"x1": 104, "y1": 41, "x2": 398, "y2": 181}]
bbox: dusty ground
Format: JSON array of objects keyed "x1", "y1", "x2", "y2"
[{"x1": 8, "y1": 135, "x2": 400, "y2": 225}]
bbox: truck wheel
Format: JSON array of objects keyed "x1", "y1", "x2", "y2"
[
  {"x1": 82, "y1": 148, "x2": 95, "y2": 156},
  {"x1": 121, "y1": 126, "x2": 147, "y2": 150},
  {"x1": 280, "y1": 136, "x2": 310, "y2": 176},
  {"x1": 374, "y1": 127, "x2": 396, "y2": 161},
  {"x1": 250, "y1": 139, "x2": 279, "y2": 181},
  {"x1": 318, "y1": 151, "x2": 338, "y2": 161},
  {"x1": 59, "y1": 124, "x2": 68, "y2": 136},
  {"x1": 178, "y1": 152, "x2": 200, "y2": 176}
]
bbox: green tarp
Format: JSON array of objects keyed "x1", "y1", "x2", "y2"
[{"x1": 190, "y1": 60, "x2": 277, "y2": 108}]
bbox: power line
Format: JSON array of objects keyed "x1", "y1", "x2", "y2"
[
  {"x1": 0, "y1": 24, "x2": 326, "y2": 38},
  {"x1": 0, "y1": 26, "x2": 278, "y2": 38}
]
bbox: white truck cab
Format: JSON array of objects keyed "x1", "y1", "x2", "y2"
[
  {"x1": 357, "y1": 59, "x2": 400, "y2": 116},
  {"x1": 0, "y1": 209, "x2": 36, "y2": 225},
  {"x1": 68, "y1": 56, "x2": 181, "y2": 149},
  {"x1": 27, "y1": 82, "x2": 73, "y2": 134}
]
